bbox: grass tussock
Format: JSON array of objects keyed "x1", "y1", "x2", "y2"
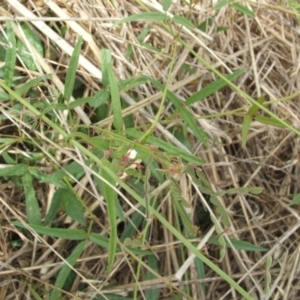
[{"x1": 0, "y1": 0, "x2": 300, "y2": 299}]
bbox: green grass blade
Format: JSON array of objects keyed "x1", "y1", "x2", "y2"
[
  {"x1": 108, "y1": 66, "x2": 122, "y2": 130},
  {"x1": 22, "y1": 172, "x2": 41, "y2": 225},
  {"x1": 60, "y1": 188, "x2": 86, "y2": 226},
  {"x1": 4, "y1": 21, "x2": 17, "y2": 87},
  {"x1": 145, "y1": 255, "x2": 160, "y2": 300},
  {"x1": 0, "y1": 164, "x2": 27, "y2": 176},
  {"x1": 148, "y1": 77, "x2": 208, "y2": 147},
  {"x1": 172, "y1": 15, "x2": 194, "y2": 29},
  {"x1": 17, "y1": 24, "x2": 44, "y2": 71},
  {"x1": 64, "y1": 36, "x2": 83, "y2": 102},
  {"x1": 49, "y1": 241, "x2": 85, "y2": 300},
  {"x1": 231, "y1": 3, "x2": 255, "y2": 18},
  {"x1": 101, "y1": 161, "x2": 118, "y2": 272},
  {"x1": 186, "y1": 69, "x2": 245, "y2": 106},
  {"x1": 100, "y1": 48, "x2": 110, "y2": 86},
  {"x1": 241, "y1": 115, "x2": 252, "y2": 147},
  {"x1": 12, "y1": 222, "x2": 87, "y2": 240},
  {"x1": 101, "y1": 49, "x2": 122, "y2": 130},
  {"x1": 113, "y1": 12, "x2": 167, "y2": 28}
]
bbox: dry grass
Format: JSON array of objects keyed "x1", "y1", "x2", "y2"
[{"x1": 1, "y1": 0, "x2": 300, "y2": 299}]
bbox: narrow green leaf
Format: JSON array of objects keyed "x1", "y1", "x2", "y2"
[
  {"x1": 0, "y1": 91, "x2": 10, "y2": 101},
  {"x1": 241, "y1": 115, "x2": 252, "y2": 147},
  {"x1": 108, "y1": 67, "x2": 122, "y2": 130},
  {"x1": 17, "y1": 24, "x2": 44, "y2": 71},
  {"x1": 172, "y1": 15, "x2": 194, "y2": 29},
  {"x1": 146, "y1": 77, "x2": 208, "y2": 147},
  {"x1": 290, "y1": 193, "x2": 300, "y2": 206},
  {"x1": 4, "y1": 22, "x2": 17, "y2": 87},
  {"x1": 214, "y1": 0, "x2": 230, "y2": 10},
  {"x1": 41, "y1": 161, "x2": 85, "y2": 184},
  {"x1": 14, "y1": 75, "x2": 52, "y2": 96},
  {"x1": 43, "y1": 189, "x2": 62, "y2": 226},
  {"x1": 100, "y1": 49, "x2": 111, "y2": 87},
  {"x1": 118, "y1": 75, "x2": 149, "y2": 90},
  {"x1": 61, "y1": 189, "x2": 86, "y2": 226},
  {"x1": 145, "y1": 255, "x2": 160, "y2": 300},
  {"x1": 209, "y1": 236, "x2": 267, "y2": 252},
  {"x1": 231, "y1": 3, "x2": 255, "y2": 18},
  {"x1": 64, "y1": 36, "x2": 83, "y2": 102},
  {"x1": 210, "y1": 195, "x2": 230, "y2": 227},
  {"x1": 0, "y1": 163, "x2": 27, "y2": 177},
  {"x1": 162, "y1": 0, "x2": 172, "y2": 12},
  {"x1": 22, "y1": 172, "x2": 41, "y2": 225},
  {"x1": 113, "y1": 12, "x2": 167, "y2": 28},
  {"x1": 255, "y1": 116, "x2": 286, "y2": 128},
  {"x1": 67, "y1": 96, "x2": 94, "y2": 109},
  {"x1": 247, "y1": 96, "x2": 265, "y2": 116},
  {"x1": 186, "y1": 69, "x2": 244, "y2": 106},
  {"x1": 49, "y1": 241, "x2": 85, "y2": 300},
  {"x1": 101, "y1": 162, "x2": 118, "y2": 272},
  {"x1": 89, "y1": 232, "x2": 110, "y2": 248},
  {"x1": 12, "y1": 222, "x2": 87, "y2": 240},
  {"x1": 215, "y1": 186, "x2": 263, "y2": 196},
  {"x1": 90, "y1": 89, "x2": 110, "y2": 108}
]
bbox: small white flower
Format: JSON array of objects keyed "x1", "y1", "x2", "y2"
[{"x1": 127, "y1": 149, "x2": 138, "y2": 159}]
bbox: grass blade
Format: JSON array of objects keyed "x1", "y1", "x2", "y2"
[
  {"x1": 101, "y1": 161, "x2": 118, "y2": 272},
  {"x1": 4, "y1": 21, "x2": 17, "y2": 87},
  {"x1": 13, "y1": 222, "x2": 87, "y2": 240},
  {"x1": 64, "y1": 36, "x2": 83, "y2": 102},
  {"x1": 49, "y1": 241, "x2": 85, "y2": 300},
  {"x1": 22, "y1": 172, "x2": 41, "y2": 225}
]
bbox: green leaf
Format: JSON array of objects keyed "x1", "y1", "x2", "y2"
[
  {"x1": 61, "y1": 189, "x2": 86, "y2": 226},
  {"x1": 290, "y1": 193, "x2": 300, "y2": 206},
  {"x1": 100, "y1": 48, "x2": 111, "y2": 87},
  {"x1": 215, "y1": 186, "x2": 262, "y2": 196},
  {"x1": 145, "y1": 255, "x2": 160, "y2": 300},
  {"x1": 210, "y1": 195, "x2": 230, "y2": 227},
  {"x1": 44, "y1": 189, "x2": 62, "y2": 226},
  {"x1": 14, "y1": 74, "x2": 52, "y2": 96},
  {"x1": 210, "y1": 215, "x2": 226, "y2": 260},
  {"x1": 118, "y1": 75, "x2": 149, "y2": 91},
  {"x1": 146, "y1": 77, "x2": 209, "y2": 147},
  {"x1": 231, "y1": 3, "x2": 255, "y2": 18},
  {"x1": 162, "y1": 0, "x2": 172, "y2": 11},
  {"x1": 172, "y1": 15, "x2": 194, "y2": 29},
  {"x1": 64, "y1": 36, "x2": 83, "y2": 102},
  {"x1": 209, "y1": 236, "x2": 267, "y2": 252},
  {"x1": 247, "y1": 96, "x2": 265, "y2": 116},
  {"x1": 255, "y1": 116, "x2": 286, "y2": 128},
  {"x1": 0, "y1": 91, "x2": 10, "y2": 101},
  {"x1": 41, "y1": 161, "x2": 85, "y2": 184},
  {"x1": 101, "y1": 162, "x2": 118, "y2": 272},
  {"x1": 241, "y1": 115, "x2": 251, "y2": 147},
  {"x1": 17, "y1": 24, "x2": 44, "y2": 71},
  {"x1": 214, "y1": 0, "x2": 230, "y2": 10},
  {"x1": 68, "y1": 96, "x2": 94, "y2": 109},
  {"x1": 113, "y1": 12, "x2": 167, "y2": 28},
  {"x1": 108, "y1": 66, "x2": 122, "y2": 130},
  {"x1": 49, "y1": 241, "x2": 85, "y2": 300},
  {"x1": 90, "y1": 89, "x2": 110, "y2": 108},
  {"x1": 186, "y1": 69, "x2": 244, "y2": 106},
  {"x1": 101, "y1": 49, "x2": 122, "y2": 130},
  {"x1": 4, "y1": 22, "x2": 17, "y2": 87},
  {"x1": 13, "y1": 222, "x2": 87, "y2": 240},
  {"x1": 0, "y1": 163, "x2": 27, "y2": 177},
  {"x1": 22, "y1": 172, "x2": 41, "y2": 225}
]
